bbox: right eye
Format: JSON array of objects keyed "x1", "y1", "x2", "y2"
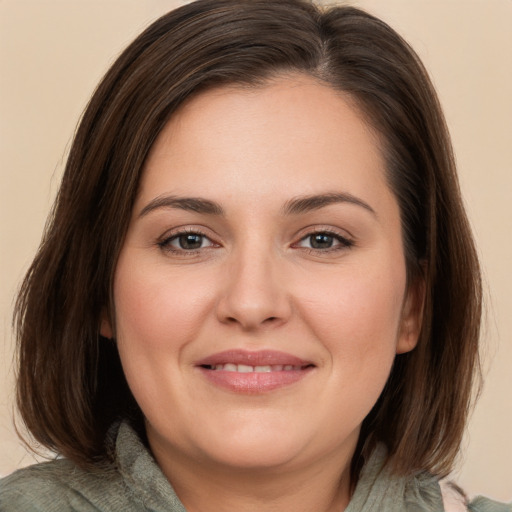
[{"x1": 158, "y1": 230, "x2": 216, "y2": 253}]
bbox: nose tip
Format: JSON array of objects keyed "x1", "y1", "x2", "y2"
[
  {"x1": 221, "y1": 308, "x2": 283, "y2": 330},
  {"x1": 215, "y1": 255, "x2": 292, "y2": 330}
]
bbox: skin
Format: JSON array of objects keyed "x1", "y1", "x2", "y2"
[{"x1": 102, "y1": 74, "x2": 423, "y2": 512}]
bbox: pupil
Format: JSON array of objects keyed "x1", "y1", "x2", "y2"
[
  {"x1": 179, "y1": 234, "x2": 202, "y2": 250},
  {"x1": 311, "y1": 234, "x2": 333, "y2": 249}
]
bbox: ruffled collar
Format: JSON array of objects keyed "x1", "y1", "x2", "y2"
[{"x1": 114, "y1": 421, "x2": 443, "y2": 512}]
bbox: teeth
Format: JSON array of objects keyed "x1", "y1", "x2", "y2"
[
  {"x1": 208, "y1": 364, "x2": 303, "y2": 372},
  {"x1": 254, "y1": 365, "x2": 272, "y2": 372}
]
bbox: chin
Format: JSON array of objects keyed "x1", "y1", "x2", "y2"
[
  {"x1": 185, "y1": 411, "x2": 315, "y2": 470},
  {"x1": 200, "y1": 435, "x2": 308, "y2": 471}
]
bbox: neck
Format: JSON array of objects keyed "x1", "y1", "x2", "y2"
[{"x1": 149, "y1": 434, "x2": 357, "y2": 512}]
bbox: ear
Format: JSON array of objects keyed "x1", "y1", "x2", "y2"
[
  {"x1": 396, "y1": 274, "x2": 426, "y2": 354},
  {"x1": 100, "y1": 308, "x2": 113, "y2": 339}
]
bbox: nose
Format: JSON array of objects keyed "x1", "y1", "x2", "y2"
[{"x1": 215, "y1": 247, "x2": 292, "y2": 331}]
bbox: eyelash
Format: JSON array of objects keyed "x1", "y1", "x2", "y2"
[
  {"x1": 157, "y1": 228, "x2": 354, "y2": 256},
  {"x1": 157, "y1": 228, "x2": 217, "y2": 256},
  {"x1": 293, "y1": 229, "x2": 354, "y2": 254}
]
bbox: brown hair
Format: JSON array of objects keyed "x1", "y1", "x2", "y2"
[{"x1": 14, "y1": 0, "x2": 481, "y2": 477}]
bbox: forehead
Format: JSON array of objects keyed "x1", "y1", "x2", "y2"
[{"x1": 139, "y1": 74, "x2": 392, "y2": 214}]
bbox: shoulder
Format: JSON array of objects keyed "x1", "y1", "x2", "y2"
[
  {"x1": 440, "y1": 480, "x2": 512, "y2": 512},
  {"x1": 1, "y1": 459, "x2": 76, "y2": 511},
  {"x1": 468, "y1": 496, "x2": 512, "y2": 512},
  {"x1": 404, "y1": 473, "x2": 510, "y2": 512},
  {"x1": 0, "y1": 421, "x2": 183, "y2": 512},
  {"x1": 0, "y1": 458, "x2": 127, "y2": 511}
]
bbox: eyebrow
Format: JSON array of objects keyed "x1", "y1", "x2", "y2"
[
  {"x1": 282, "y1": 192, "x2": 376, "y2": 216},
  {"x1": 138, "y1": 192, "x2": 376, "y2": 218},
  {"x1": 138, "y1": 195, "x2": 225, "y2": 217}
]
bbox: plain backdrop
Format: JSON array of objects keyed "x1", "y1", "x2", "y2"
[{"x1": 1, "y1": 0, "x2": 511, "y2": 501}]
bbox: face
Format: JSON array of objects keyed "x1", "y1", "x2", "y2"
[{"x1": 103, "y1": 75, "x2": 422, "y2": 476}]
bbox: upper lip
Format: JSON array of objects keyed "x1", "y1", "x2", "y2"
[{"x1": 195, "y1": 350, "x2": 314, "y2": 368}]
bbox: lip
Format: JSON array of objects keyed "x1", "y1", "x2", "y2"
[
  {"x1": 195, "y1": 350, "x2": 315, "y2": 394},
  {"x1": 196, "y1": 349, "x2": 312, "y2": 367}
]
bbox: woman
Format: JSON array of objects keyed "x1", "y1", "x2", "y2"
[{"x1": 0, "y1": 1, "x2": 508, "y2": 510}]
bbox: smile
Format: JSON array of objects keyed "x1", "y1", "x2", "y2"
[
  {"x1": 196, "y1": 350, "x2": 315, "y2": 393},
  {"x1": 201, "y1": 364, "x2": 306, "y2": 372}
]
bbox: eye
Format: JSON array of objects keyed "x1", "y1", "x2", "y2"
[
  {"x1": 173, "y1": 233, "x2": 209, "y2": 250},
  {"x1": 305, "y1": 233, "x2": 336, "y2": 249},
  {"x1": 158, "y1": 230, "x2": 216, "y2": 253},
  {"x1": 295, "y1": 231, "x2": 353, "y2": 251}
]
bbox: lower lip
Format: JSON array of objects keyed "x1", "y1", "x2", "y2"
[{"x1": 197, "y1": 367, "x2": 313, "y2": 393}]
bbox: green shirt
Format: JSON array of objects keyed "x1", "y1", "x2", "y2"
[{"x1": 0, "y1": 422, "x2": 509, "y2": 511}]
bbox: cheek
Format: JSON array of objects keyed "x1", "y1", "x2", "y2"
[
  {"x1": 111, "y1": 255, "x2": 219, "y2": 420},
  {"x1": 295, "y1": 262, "x2": 406, "y2": 371},
  {"x1": 113, "y1": 257, "x2": 214, "y2": 351},
  {"x1": 294, "y1": 264, "x2": 406, "y2": 428}
]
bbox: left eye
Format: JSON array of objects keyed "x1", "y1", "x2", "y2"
[
  {"x1": 163, "y1": 232, "x2": 214, "y2": 251},
  {"x1": 296, "y1": 232, "x2": 352, "y2": 250}
]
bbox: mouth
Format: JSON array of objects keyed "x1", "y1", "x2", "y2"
[
  {"x1": 200, "y1": 363, "x2": 309, "y2": 372},
  {"x1": 195, "y1": 350, "x2": 315, "y2": 393}
]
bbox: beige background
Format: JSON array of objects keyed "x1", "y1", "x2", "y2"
[{"x1": 1, "y1": 0, "x2": 511, "y2": 501}]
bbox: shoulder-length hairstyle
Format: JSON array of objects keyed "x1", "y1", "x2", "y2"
[{"x1": 15, "y1": 0, "x2": 481, "y2": 477}]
